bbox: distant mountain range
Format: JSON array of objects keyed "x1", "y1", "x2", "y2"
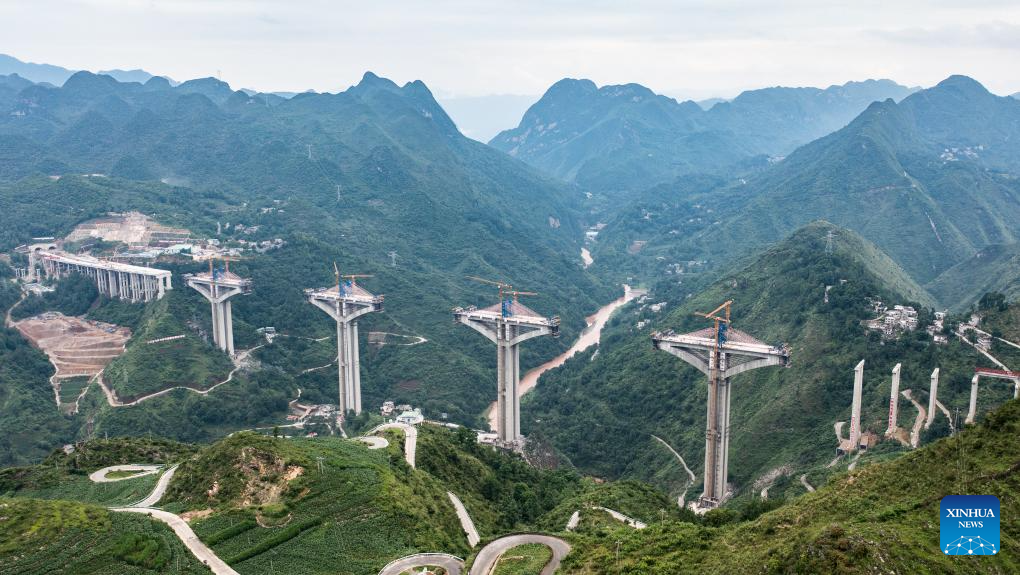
[
  {"x1": 591, "y1": 75, "x2": 1020, "y2": 309},
  {"x1": 490, "y1": 78, "x2": 917, "y2": 193},
  {"x1": 0, "y1": 68, "x2": 611, "y2": 463},
  {"x1": 0, "y1": 53, "x2": 168, "y2": 86}
]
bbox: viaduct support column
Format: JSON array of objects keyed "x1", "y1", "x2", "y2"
[
  {"x1": 886, "y1": 363, "x2": 901, "y2": 436},
  {"x1": 966, "y1": 374, "x2": 979, "y2": 425},
  {"x1": 925, "y1": 368, "x2": 940, "y2": 429},
  {"x1": 849, "y1": 360, "x2": 864, "y2": 449}
]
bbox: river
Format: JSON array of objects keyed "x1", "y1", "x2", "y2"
[{"x1": 487, "y1": 285, "x2": 645, "y2": 431}]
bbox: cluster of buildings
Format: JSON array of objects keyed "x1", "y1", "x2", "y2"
[
  {"x1": 380, "y1": 401, "x2": 424, "y2": 425},
  {"x1": 864, "y1": 299, "x2": 918, "y2": 339},
  {"x1": 926, "y1": 311, "x2": 950, "y2": 345}
]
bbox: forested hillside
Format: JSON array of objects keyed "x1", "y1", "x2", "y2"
[
  {"x1": 525, "y1": 223, "x2": 1007, "y2": 500},
  {"x1": 562, "y1": 397, "x2": 1020, "y2": 574},
  {"x1": 589, "y1": 76, "x2": 1020, "y2": 308},
  {"x1": 0, "y1": 70, "x2": 615, "y2": 463},
  {"x1": 490, "y1": 78, "x2": 914, "y2": 193}
]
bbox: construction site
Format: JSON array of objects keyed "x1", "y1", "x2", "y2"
[{"x1": 13, "y1": 313, "x2": 131, "y2": 380}]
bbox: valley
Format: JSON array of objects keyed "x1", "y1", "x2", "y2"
[{"x1": 0, "y1": 39, "x2": 1018, "y2": 574}]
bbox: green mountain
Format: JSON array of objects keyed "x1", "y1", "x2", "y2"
[
  {"x1": 524, "y1": 222, "x2": 1005, "y2": 500},
  {"x1": 0, "y1": 70, "x2": 612, "y2": 464},
  {"x1": 927, "y1": 244, "x2": 1020, "y2": 311},
  {"x1": 489, "y1": 78, "x2": 914, "y2": 193},
  {"x1": 592, "y1": 76, "x2": 1020, "y2": 306},
  {"x1": 562, "y1": 397, "x2": 1020, "y2": 574}
]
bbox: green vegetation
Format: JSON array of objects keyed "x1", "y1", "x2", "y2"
[
  {"x1": 11, "y1": 272, "x2": 99, "y2": 320},
  {"x1": 526, "y1": 223, "x2": 1004, "y2": 499},
  {"x1": 492, "y1": 543, "x2": 553, "y2": 575},
  {"x1": 1, "y1": 437, "x2": 194, "y2": 506},
  {"x1": 928, "y1": 244, "x2": 1020, "y2": 310},
  {"x1": 590, "y1": 77, "x2": 1020, "y2": 304},
  {"x1": 0, "y1": 70, "x2": 613, "y2": 465},
  {"x1": 0, "y1": 268, "x2": 79, "y2": 466},
  {"x1": 417, "y1": 425, "x2": 582, "y2": 535},
  {"x1": 0, "y1": 497, "x2": 210, "y2": 574},
  {"x1": 102, "y1": 290, "x2": 234, "y2": 399},
  {"x1": 561, "y1": 398, "x2": 1020, "y2": 574},
  {"x1": 490, "y1": 78, "x2": 914, "y2": 194},
  {"x1": 167, "y1": 432, "x2": 469, "y2": 574}
]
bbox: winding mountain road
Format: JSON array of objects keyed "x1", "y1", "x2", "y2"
[
  {"x1": 468, "y1": 534, "x2": 571, "y2": 575},
  {"x1": 651, "y1": 434, "x2": 696, "y2": 509},
  {"x1": 89, "y1": 464, "x2": 162, "y2": 483},
  {"x1": 95, "y1": 345, "x2": 264, "y2": 407},
  {"x1": 901, "y1": 389, "x2": 926, "y2": 448},
  {"x1": 448, "y1": 491, "x2": 481, "y2": 547},
  {"x1": 373, "y1": 422, "x2": 417, "y2": 468},
  {"x1": 378, "y1": 554, "x2": 464, "y2": 575}
]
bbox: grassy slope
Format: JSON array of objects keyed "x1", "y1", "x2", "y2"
[
  {"x1": 102, "y1": 290, "x2": 234, "y2": 399},
  {"x1": 561, "y1": 398, "x2": 1020, "y2": 574},
  {"x1": 0, "y1": 497, "x2": 210, "y2": 574},
  {"x1": 165, "y1": 432, "x2": 469, "y2": 574},
  {"x1": 927, "y1": 243, "x2": 1020, "y2": 311}
]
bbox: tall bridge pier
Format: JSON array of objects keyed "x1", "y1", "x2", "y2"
[
  {"x1": 306, "y1": 269, "x2": 383, "y2": 416},
  {"x1": 652, "y1": 301, "x2": 790, "y2": 510},
  {"x1": 454, "y1": 278, "x2": 559, "y2": 447},
  {"x1": 924, "y1": 368, "x2": 940, "y2": 429},
  {"x1": 185, "y1": 262, "x2": 252, "y2": 356},
  {"x1": 885, "y1": 363, "x2": 902, "y2": 436},
  {"x1": 966, "y1": 368, "x2": 1020, "y2": 424}
]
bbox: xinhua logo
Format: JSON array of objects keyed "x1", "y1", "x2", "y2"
[{"x1": 940, "y1": 495, "x2": 1000, "y2": 555}]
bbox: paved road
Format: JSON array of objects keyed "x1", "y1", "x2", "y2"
[
  {"x1": 378, "y1": 553, "x2": 464, "y2": 575},
  {"x1": 800, "y1": 474, "x2": 815, "y2": 493},
  {"x1": 468, "y1": 534, "x2": 571, "y2": 575},
  {"x1": 374, "y1": 423, "x2": 417, "y2": 468},
  {"x1": 96, "y1": 345, "x2": 264, "y2": 407},
  {"x1": 901, "y1": 389, "x2": 926, "y2": 448},
  {"x1": 448, "y1": 491, "x2": 481, "y2": 547},
  {"x1": 114, "y1": 507, "x2": 240, "y2": 575},
  {"x1": 651, "y1": 435, "x2": 696, "y2": 509},
  {"x1": 132, "y1": 465, "x2": 179, "y2": 507},
  {"x1": 592, "y1": 506, "x2": 647, "y2": 529},
  {"x1": 89, "y1": 464, "x2": 162, "y2": 483}
]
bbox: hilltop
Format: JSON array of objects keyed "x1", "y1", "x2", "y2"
[
  {"x1": 525, "y1": 222, "x2": 1005, "y2": 500},
  {"x1": 490, "y1": 78, "x2": 914, "y2": 193},
  {"x1": 590, "y1": 75, "x2": 1020, "y2": 307},
  {"x1": 562, "y1": 397, "x2": 1020, "y2": 574}
]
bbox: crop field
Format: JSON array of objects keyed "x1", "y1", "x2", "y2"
[
  {"x1": 0, "y1": 498, "x2": 209, "y2": 574},
  {"x1": 180, "y1": 435, "x2": 467, "y2": 574},
  {"x1": 492, "y1": 544, "x2": 553, "y2": 575},
  {"x1": 58, "y1": 376, "x2": 91, "y2": 405},
  {"x1": 1, "y1": 469, "x2": 161, "y2": 507}
]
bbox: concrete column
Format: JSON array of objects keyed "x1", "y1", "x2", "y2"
[
  {"x1": 344, "y1": 320, "x2": 357, "y2": 412},
  {"x1": 223, "y1": 300, "x2": 234, "y2": 356},
  {"x1": 925, "y1": 368, "x2": 939, "y2": 429},
  {"x1": 496, "y1": 331, "x2": 507, "y2": 442},
  {"x1": 210, "y1": 301, "x2": 222, "y2": 350},
  {"x1": 850, "y1": 360, "x2": 864, "y2": 449},
  {"x1": 336, "y1": 315, "x2": 348, "y2": 414},
  {"x1": 352, "y1": 321, "x2": 362, "y2": 414},
  {"x1": 702, "y1": 350, "x2": 728, "y2": 504},
  {"x1": 510, "y1": 338, "x2": 521, "y2": 439},
  {"x1": 157, "y1": 276, "x2": 166, "y2": 299},
  {"x1": 718, "y1": 360, "x2": 732, "y2": 500},
  {"x1": 886, "y1": 363, "x2": 901, "y2": 436},
  {"x1": 966, "y1": 374, "x2": 979, "y2": 425}
]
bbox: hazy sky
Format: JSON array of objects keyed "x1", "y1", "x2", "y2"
[{"x1": 3, "y1": 0, "x2": 1019, "y2": 99}]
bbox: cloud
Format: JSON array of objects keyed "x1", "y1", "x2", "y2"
[{"x1": 869, "y1": 22, "x2": 1020, "y2": 51}]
